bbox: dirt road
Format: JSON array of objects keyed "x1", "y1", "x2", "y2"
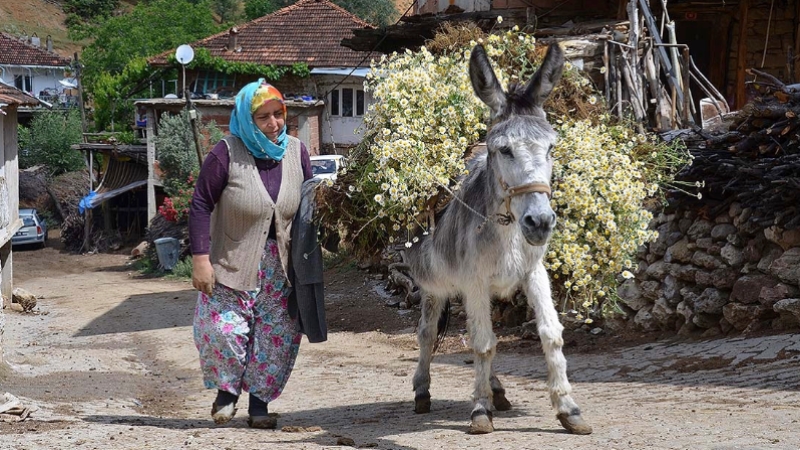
[{"x1": 2, "y1": 241, "x2": 800, "y2": 449}]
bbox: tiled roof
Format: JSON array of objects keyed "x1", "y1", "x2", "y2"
[
  {"x1": 0, "y1": 32, "x2": 72, "y2": 67},
  {"x1": 0, "y1": 83, "x2": 40, "y2": 106},
  {"x1": 150, "y1": 0, "x2": 374, "y2": 68}
]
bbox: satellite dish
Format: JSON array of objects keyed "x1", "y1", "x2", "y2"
[{"x1": 175, "y1": 45, "x2": 194, "y2": 65}]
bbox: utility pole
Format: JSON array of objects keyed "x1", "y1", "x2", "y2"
[{"x1": 74, "y1": 52, "x2": 92, "y2": 253}]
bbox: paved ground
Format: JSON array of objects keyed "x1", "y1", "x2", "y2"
[{"x1": 2, "y1": 248, "x2": 800, "y2": 449}]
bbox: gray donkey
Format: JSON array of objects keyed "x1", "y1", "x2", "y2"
[{"x1": 406, "y1": 43, "x2": 592, "y2": 435}]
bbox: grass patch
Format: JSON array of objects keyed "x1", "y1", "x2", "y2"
[
  {"x1": 322, "y1": 249, "x2": 358, "y2": 272},
  {"x1": 166, "y1": 257, "x2": 193, "y2": 280},
  {"x1": 131, "y1": 255, "x2": 158, "y2": 275}
]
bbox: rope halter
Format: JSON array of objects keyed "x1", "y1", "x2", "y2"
[{"x1": 497, "y1": 178, "x2": 552, "y2": 226}]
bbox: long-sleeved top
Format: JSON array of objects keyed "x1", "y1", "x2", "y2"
[{"x1": 189, "y1": 138, "x2": 313, "y2": 256}]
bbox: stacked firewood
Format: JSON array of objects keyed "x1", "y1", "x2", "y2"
[{"x1": 665, "y1": 69, "x2": 800, "y2": 229}]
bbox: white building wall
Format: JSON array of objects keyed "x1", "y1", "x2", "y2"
[
  {"x1": 0, "y1": 106, "x2": 21, "y2": 363},
  {"x1": 314, "y1": 75, "x2": 372, "y2": 147},
  {"x1": 0, "y1": 66, "x2": 68, "y2": 101}
]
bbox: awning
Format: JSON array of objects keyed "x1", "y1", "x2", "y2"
[
  {"x1": 310, "y1": 67, "x2": 370, "y2": 78},
  {"x1": 78, "y1": 158, "x2": 148, "y2": 213}
]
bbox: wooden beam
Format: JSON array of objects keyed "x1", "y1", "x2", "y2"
[
  {"x1": 794, "y1": 0, "x2": 800, "y2": 82},
  {"x1": 735, "y1": 0, "x2": 750, "y2": 109}
]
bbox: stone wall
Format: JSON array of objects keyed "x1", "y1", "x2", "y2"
[{"x1": 620, "y1": 204, "x2": 800, "y2": 337}]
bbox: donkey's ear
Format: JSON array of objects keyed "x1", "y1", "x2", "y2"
[
  {"x1": 469, "y1": 45, "x2": 506, "y2": 115},
  {"x1": 523, "y1": 43, "x2": 564, "y2": 108}
]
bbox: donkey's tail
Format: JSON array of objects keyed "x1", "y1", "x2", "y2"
[{"x1": 432, "y1": 299, "x2": 451, "y2": 353}]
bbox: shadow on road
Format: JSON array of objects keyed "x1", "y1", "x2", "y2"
[
  {"x1": 73, "y1": 289, "x2": 197, "y2": 337},
  {"x1": 82, "y1": 399, "x2": 566, "y2": 448}
]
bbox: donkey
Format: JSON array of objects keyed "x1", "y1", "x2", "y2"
[{"x1": 406, "y1": 43, "x2": 592, "y2": 435}]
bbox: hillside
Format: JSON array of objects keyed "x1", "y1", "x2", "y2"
[{"x1": 0, "y1": 1, "x2": 81, "y2": 57}]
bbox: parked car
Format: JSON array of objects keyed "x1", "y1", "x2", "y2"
[
  {"x1": 12, "y1": 209, "x2": 47, "y2": 248},
  {"x1": 310, "y1": 155, "x2": 347, "y2": 181}
]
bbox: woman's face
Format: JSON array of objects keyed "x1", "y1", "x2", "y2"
[{"x1": 253, "y1": 99, "x2": 285, "y2": 142}]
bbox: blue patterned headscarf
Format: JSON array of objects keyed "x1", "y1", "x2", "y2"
[{"x1": 229, "y1": 78, "x2": 288, "y2": 161}]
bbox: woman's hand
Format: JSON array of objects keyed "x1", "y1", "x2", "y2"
[{"x1": 192, "y1": 255, "x2": 215, "y2": 295}]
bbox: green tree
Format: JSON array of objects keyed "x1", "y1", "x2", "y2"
[
  {"x1": 212, "y1": 0, "x2": 242, "y2": 23},
  {"x1": 64, "y1": 0, "x2": 119, "y2": 30},
  {"x1": 251, "y1": 0, "x2": 396, "y2": 25},
  {"x1": 244, "y1": 0, "x2": 278, "y2": 20},
  {"x1": 71, "y1": 0, "x2": 222, "y2": 131},
  {"x1": 18, "y1": 110, "x2": 85, "y2": 175},
  {"x1": 332, "y1": 0, "x2": 397, "y2": 27}
]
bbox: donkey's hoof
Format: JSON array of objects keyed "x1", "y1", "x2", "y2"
[
  {"x1": 556, "y1": 411, "x2": 592, "y2": 435},
  {"x1": 468, "y1": 410, "x2": 494, "y2": 434},
  {"x1": 414, "y1": 393, "x2": 431, "y2": 414},
  {"x1": 492, "y1": 390, "x2": 512, "y2": 411}
]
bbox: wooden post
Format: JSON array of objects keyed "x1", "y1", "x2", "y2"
[
  {"x1": 736, "y1": 0, "x2": 751, "y2": 109},
  {"x1": 682, "y1": 47, "x2": 695, "y2": 125},
  {"x1": 82, "y1": 148, "x2": 93, "y2": 253},
  {"x1": 627, "y1": 0, "x2": 643, "y2": 114},
  {"x1": 146, "y1": 107, "x2": 157, "y2": 223},
  {"x1": 794, "y1": 0, "x2": 800, "y2": 83},
  {"x1": 603, "y1": 40, "x2": 611, "y2": 106}
]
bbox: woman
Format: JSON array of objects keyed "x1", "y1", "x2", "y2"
[{"x1": 189, "y1": 79, "x2": 313, "y2": 429}]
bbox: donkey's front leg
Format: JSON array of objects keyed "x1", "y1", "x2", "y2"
[
  {"x1": 526, "y1": 263, "x2": 592, "y2": 435},
  {"x1": 464, "y1": 286, "x2": 496, "y2": 434},
  {"x1": 412, "y1": 293, "x2": 446, "y2": 414}
]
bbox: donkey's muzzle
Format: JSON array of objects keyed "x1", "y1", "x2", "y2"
[{"x1": 520, "y1": 211, "x2": 555, "y2": 246}]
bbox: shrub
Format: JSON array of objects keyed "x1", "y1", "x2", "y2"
[
  {"x1": 154, "y1": 111, "x2": 223, "y2": 223},
  {"x1": 18, "y1": 109, "x2": 85, "y2": 175},
  {"x1": 168, "y1": 256, "x2": 194, "y2": 280}
]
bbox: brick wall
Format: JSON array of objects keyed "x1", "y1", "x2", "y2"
[{"x1": 307, "y1": 114, "x2": 320, "y2": 155}]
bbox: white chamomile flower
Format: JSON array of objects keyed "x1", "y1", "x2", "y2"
[{"x1": 621, "y1": 270, "x2": 634, "y2": 279}]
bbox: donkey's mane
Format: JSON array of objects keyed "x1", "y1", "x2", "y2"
[{"x1": 502, "y1": 82, "x2": 539, "y2": 117}]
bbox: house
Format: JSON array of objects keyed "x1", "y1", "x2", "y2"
[
  {"x1": 344, "y1": 0, "x2": 799, "y2": 113},
  {"x1": 0, "y1": 32, "x2": 75, "y2": 116},
  {"x1": 148, "y1": 0, "x2": 376, "y2": 154},
  {"x1": 0, "y1": 84, "x2": 39, "y2": 358}
]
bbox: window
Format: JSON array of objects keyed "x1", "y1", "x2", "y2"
[
  {"x1": 195, "y1": 70, "x2": 231, "y2": 97},
  {"x1": 356, "y1": 90, "x2": 365, "y2": 116},
  {"x1": 14, "y1": 75, "x2": 31, "y2": 93},
  {"x1": 330, "y1": 89, "x2": 340, "y2": 116},
  {"x1": 342, "y1": 88, "x2": 354, "y2": 117},
  {"x1": 329, "y1": 88, "x2": 365, "y2": 117}
]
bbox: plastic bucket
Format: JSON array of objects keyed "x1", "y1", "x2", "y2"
[{"x1": 153, "y1": 237, "x2": 180, "y2": 271}]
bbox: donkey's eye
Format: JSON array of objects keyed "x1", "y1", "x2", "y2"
[
  {"x1": 547, "y1": 144, "x2": 554, "y2": 155},
  {"x1": 498, "y1": 145, "x2": 513, "y2": 156}
]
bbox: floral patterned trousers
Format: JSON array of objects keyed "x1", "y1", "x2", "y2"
[{"x1": 193, "y1": 239, "x2": 301, "y2": 403}]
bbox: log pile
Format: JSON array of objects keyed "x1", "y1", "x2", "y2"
[
  {"x1": 598, "y1": 1, "x2": 728, "y2": 131},
  {"x1": 665, "y1": 69, "x2": 800, "y2": 230}
]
